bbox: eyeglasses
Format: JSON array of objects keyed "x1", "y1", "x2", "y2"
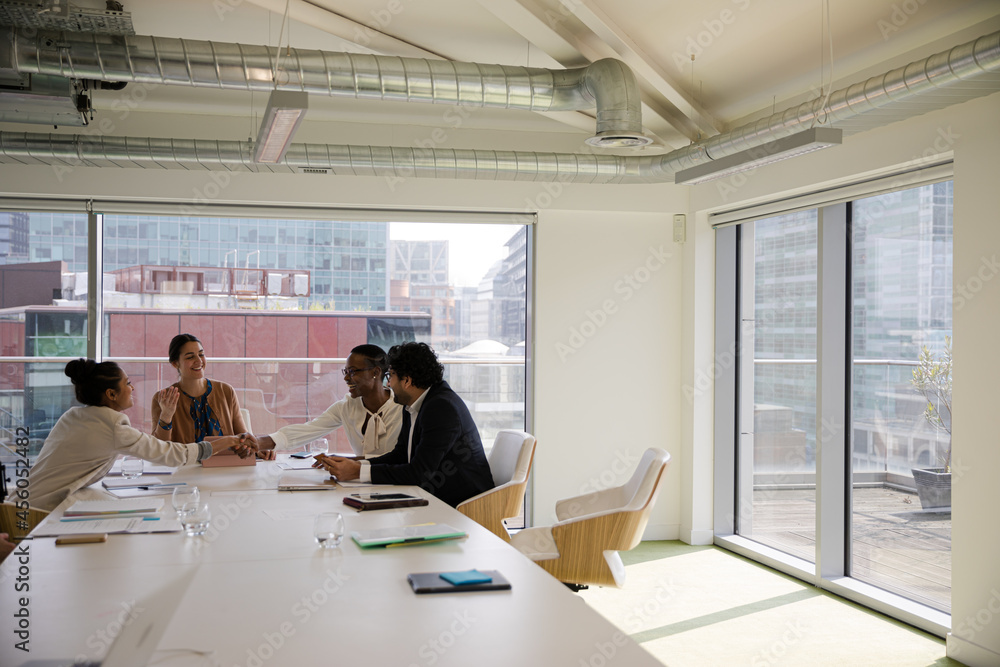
[{"x1": 341, "y1": 366, "x2": 376, "y2": 379}]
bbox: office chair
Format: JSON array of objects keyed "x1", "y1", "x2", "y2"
[
  {"x1": 457, "y1": 430, "x2": 536, "y2": 542},
  {"x1": 510, "y1": 447, "x2": 670, "y2": 589},
  {"x1": 0, "y1": 502, "x2": 50, "y2": 542}
]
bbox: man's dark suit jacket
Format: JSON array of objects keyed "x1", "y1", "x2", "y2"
[{"x1": 368, "y1": 381, "x2": 494, "y2": 507}]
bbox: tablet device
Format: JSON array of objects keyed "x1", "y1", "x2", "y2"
[{"x1": 407, "y1": 570, "x2": 511, "y2": 594}]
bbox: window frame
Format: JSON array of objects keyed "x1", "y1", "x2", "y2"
[{"x1": 712, "y1": 169, "x2": 954, "y2": 638}]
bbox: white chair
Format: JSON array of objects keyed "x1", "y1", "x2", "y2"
[
  {"x1": 240, "y1": 408, "x2": 252, "y2": 433},
  {"x1": 510, "y1": 448, "x2": 670, "y2": 589},
  {"x1": 457, "y1": 430, "x2": 536, "y2": 542}
]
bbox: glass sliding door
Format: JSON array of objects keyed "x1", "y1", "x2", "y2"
[
  {"x1": 850, "y1": 182, "x2": 952, "y2": 611},
  {"x1": 737, "y1": 211, "x2": 818, "y2": 562},
  {"x1": 720, "y1": 176, "x2": 954, "y2": 629}
]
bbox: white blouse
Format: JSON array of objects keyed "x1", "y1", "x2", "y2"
[{"x1": 268, "y1": 391, "x2": 403, "y2": 457}]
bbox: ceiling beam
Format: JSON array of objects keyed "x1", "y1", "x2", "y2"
[
  {"x1": 240, "y1": 0, "x2": 444, "y2": 58},
  {"x1": 556, "y1": 0, "x2": 724, "y2": 139},
  {"x1": 480, "y1": 0, "x2": 697, "y2": 147}
]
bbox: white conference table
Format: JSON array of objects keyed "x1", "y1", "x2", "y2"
[{"x1": 1, "y1": 459, "x2": 661, "y2": 667}]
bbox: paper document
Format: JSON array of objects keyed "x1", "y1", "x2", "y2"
[
  {"x1": 108, "y1": 485, "x2": 184, "y2": 499},
  {"x1": 277, "y1": 460, "x2": 319, "y2": 470},
  {"x1": 34, "y1": 516, "x2": 181, "y2": 536},
  {"x1": 108, "y1": 462, "x2": 177, "y2": 475},
  {"x1": 64, "y1": 498, "x2": 165, "y2": 517}
]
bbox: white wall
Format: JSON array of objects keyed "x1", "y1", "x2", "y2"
[
  {"x1": 533, "y1": 208, "x2": 682, "y2": 535},
  {"x1": 689, "y1": 91, "x2": 1000, "y2": 664},
  {"x1": 949, "y1": 95, "x2": 1000, "y2": 667},
  {"x1": 0, "y1": 138, "x2": 690, "y2": 539}
]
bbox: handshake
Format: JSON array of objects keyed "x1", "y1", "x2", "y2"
[{"x1": 213, "y1": 433, "x2": 275, "y2": 460}]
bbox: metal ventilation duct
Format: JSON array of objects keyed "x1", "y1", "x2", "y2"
[
  {"x1": 0, "y1": 30, "x2": 998, "y2": 183},
  {"x1": 0, "y1": 1, "x2": 134, "y2": 35},
  {"x1": 1, "y1": 27, "x2": 648, "y2": 146}
]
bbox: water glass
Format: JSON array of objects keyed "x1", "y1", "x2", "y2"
[
  {"x1": 182, "y1": 503, "x2": 211, "y2": 537},
  {"x1": 121, "y1": 456, "x2": 144, "y2": 479},
  {"x1": 313, "y1": 512, "x2": 344, "y2": 548},
  {"x1": 172, "y1": 486, "x2": 201, "y2": 518},
  {"x1": 309, "y1": 438, "x2": 329, "y2": 458}
]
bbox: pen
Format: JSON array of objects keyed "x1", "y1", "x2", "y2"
[{"x1": 60, "y1": 515, "x2": 157, "y2": 522}]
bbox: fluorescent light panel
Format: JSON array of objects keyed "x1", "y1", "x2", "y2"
[
  {"x1": 674, "y1": 127, "x2": 843, "y2": 185},
  {"x1": 253, "y1": 90, "x2": 308, "y2": 164}
]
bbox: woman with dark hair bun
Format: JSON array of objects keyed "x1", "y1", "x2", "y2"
[
  {"x1": 151, "y1": 334, "x2": 248, "y2": 449},
  {"x1": 27, "y1": 359, "x2": 253, "y2": 511}
]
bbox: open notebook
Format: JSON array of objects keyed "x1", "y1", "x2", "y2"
[{"x1": 20, "y1": 568, "x2": 197, "y2": 667}]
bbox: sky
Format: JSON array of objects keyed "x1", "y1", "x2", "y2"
[{"x1": 389, "y1": 222, "x2": 521, "y2": 287}]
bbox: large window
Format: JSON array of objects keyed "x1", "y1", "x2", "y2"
[
  {"x1": 0, "y1": 209, "x2": 530, "y2": 480},
  {"x1": 850, "y1": 183, "x2": 952, "y2": 611},
  {"x1": 717, "y1": 177, "x2": 953, "y2": 632},
  {"x1": 742, "y1": 211, "x2": 818, "y2": 562}
]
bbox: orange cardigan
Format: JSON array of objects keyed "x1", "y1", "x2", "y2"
[{"x1": 150, "y1": 379, "x2": 247, "y2": 443}]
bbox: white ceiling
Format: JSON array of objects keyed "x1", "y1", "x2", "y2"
[{"x1": 5, "y1": 0, "x2": 1000, "y2": 154}]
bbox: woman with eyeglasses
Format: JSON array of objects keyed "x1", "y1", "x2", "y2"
[
  {"x1": 28, "y1": 359, "x2": 250, "y2": 512},
  {"x1": 151, "y1": 334, "x2": 250, "y2": 450},
  {"x1": 251, "y1": 344, "x2": 403, "y2": 460}
]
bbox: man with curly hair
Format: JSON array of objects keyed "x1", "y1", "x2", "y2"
[{"x1": 316, "y1": 342, "x2": 494, "y2": 507}]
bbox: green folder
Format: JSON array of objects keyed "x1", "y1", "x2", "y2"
[{"x1": 351, "y1": 523, "x2": 467, "y2": 549}]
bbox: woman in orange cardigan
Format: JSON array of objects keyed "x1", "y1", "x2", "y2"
[{"x1": 151, "y1": 333, "x2": 248, "y2": 444}]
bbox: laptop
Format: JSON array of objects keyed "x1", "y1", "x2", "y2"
[
  {"x1": 20, "y1": 568, "x2": 198, "y2": 667},
  {"x1": 277, "y1": 471, "x2": 338, "y2": 491}
]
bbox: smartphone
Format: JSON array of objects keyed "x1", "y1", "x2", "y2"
[{"x1": 290, "y1": 451, "x2": 314, "y2": 459}]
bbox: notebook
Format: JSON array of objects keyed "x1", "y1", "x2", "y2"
[
  {"x1": 351, "y1": 523, "x2": 467, "y2": 549},
  {"x1": 102, "y1": 478, "x2": 167, "y2": 490},
  {"x1": 342, "y1": 492, "x2": 429, "y2": 511},
  {"x1": 407, "y1": 570, "x2": 512, "y2": 594},
  {"x1": 20, "y1": 568, "x2": 197, "y2": 666},
  {"x1": 202, "y1": 451, "x2": 256, "y2": 467}
]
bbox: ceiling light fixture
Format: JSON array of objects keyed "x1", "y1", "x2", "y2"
[
  {"x1": 253, "y1": 90, "x2": 308, "y2": 164},
  {"x1": 674, "y1": 127, "x2": 842, "y2": 185}
]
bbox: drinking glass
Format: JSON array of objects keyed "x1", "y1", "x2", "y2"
[
  {"x1": 121, "y1": 456, "x2": 143, "y2": 479},
  {"x1": 313, "y1": 512, "x2": 344, "y2": 548},
  {"x1": 172, "y1": 486, "x2": 201, "y2": 518},
  {"x1": 182, "y1": 503, "x2": 211, "y2": 537},
  {"x1": 309, "y1": 438, "x2": 329, "y2": 458}
]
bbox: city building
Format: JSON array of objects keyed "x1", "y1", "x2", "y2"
[{"x1": 5, "y1": 213, "x2": 391, "y2": 312}]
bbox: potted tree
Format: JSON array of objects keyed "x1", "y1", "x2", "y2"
[{"x1": 909, "y1": 336, "x2": 952, "y2": 510}]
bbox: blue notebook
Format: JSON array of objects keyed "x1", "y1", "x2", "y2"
[{"x1": 408, "y1": 570, "x2": 511, "y2": 594}]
